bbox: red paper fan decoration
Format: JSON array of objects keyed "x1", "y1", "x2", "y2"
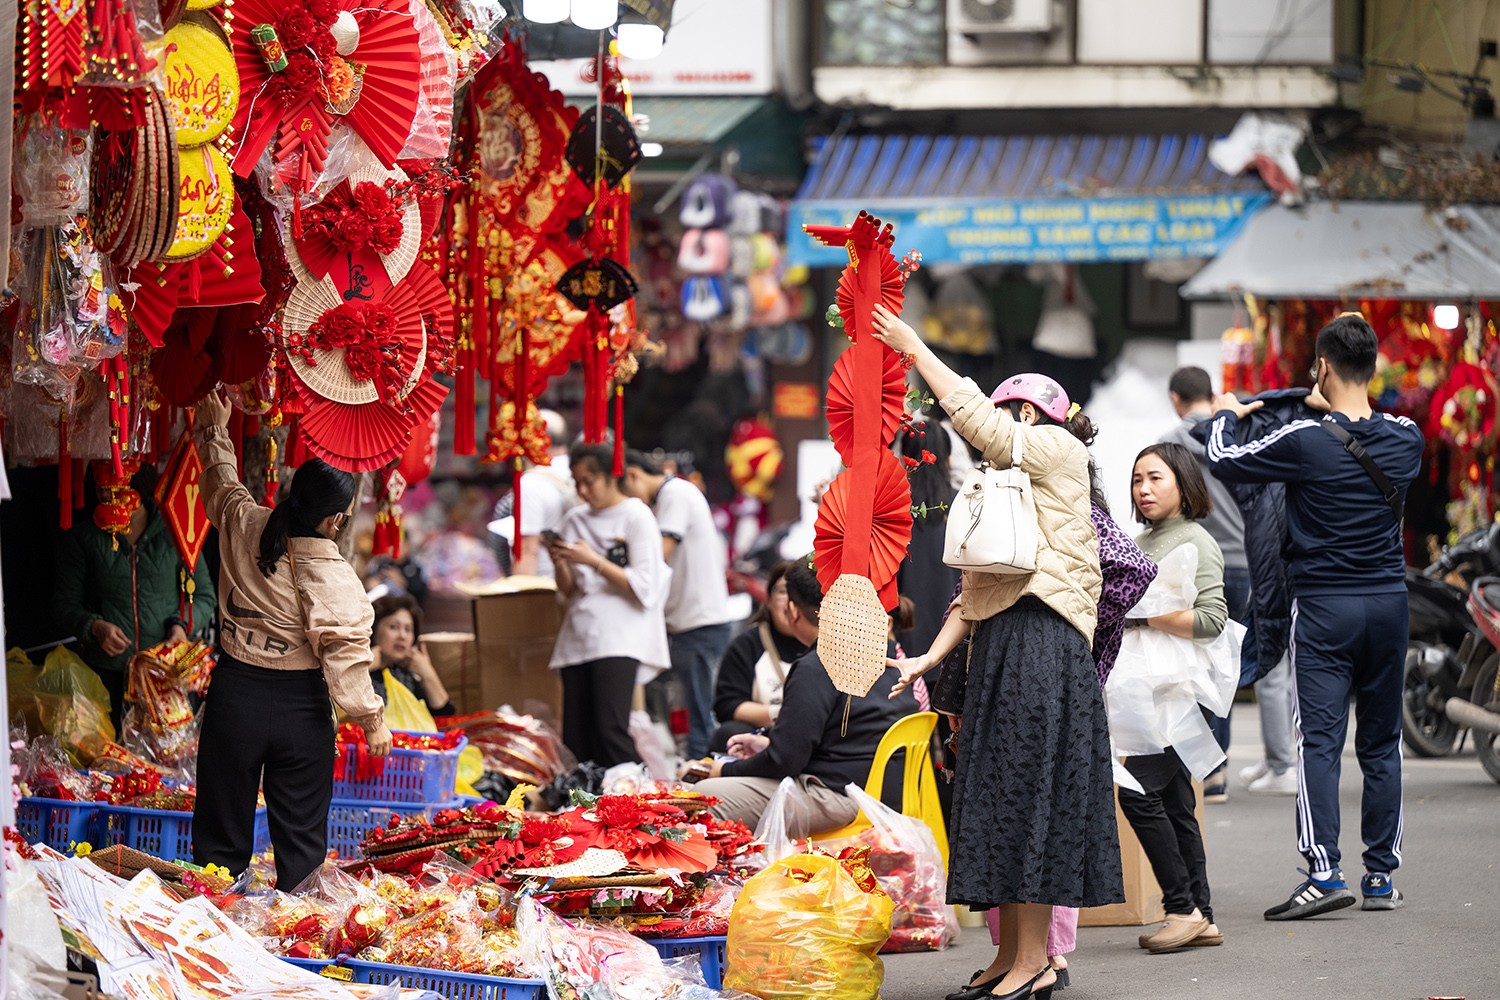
[
  {"x1": 630, "y1": 830, "x2": 719, "y2": 874},
  {"x1": 299, "y1": 378, "x2": 447, "y2": 471},
  {"x1": 813, "y1": 449, "x2": 912, "y2": 610},
  {"x1": 284, "y1": 265, "x2": 453, "y2": 472},
  {"x1": 333, "y1": 0, "x2": 424, "y2": 165},
  {"x1": 826, "y1": 347, "x2": 906, "y2": 464},
  {"x1": 122, "y1": 198, "x2": 265, "y2": 347},
  {"x1": 835, "y1": 245, "x2": 905, "y2": 342},
  {"x1": 151, "y1": 320, "x2": 218, "y2": 406},
  {"x1": 230, "y1": 0, "x2": 421, "y2": 186}
]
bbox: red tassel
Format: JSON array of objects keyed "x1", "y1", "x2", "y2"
[
  {"x1": 612, "y1": 384, "x2": 625, "y2": 477},
  {"x1": 455, "y1": 358, "x2": 476, "y2": 456},
  {"x1": 74, "y1": 458, "x2": 86, "y2": 511},
  {"x1": 58, "y1": 415, "x2": 72, "y2": 530}
]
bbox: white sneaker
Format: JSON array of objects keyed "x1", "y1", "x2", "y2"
[
  {"x1": 1238, "y1": 760, "x2": 1270, "y2": 785},
  {"x1": 1248, "y1": 768, "x2": 1298, "y2": 796}
]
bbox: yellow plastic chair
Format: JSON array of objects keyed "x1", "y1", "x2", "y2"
[{"x1": 811, "y1": 711, "x2": 950, "y2": 868}]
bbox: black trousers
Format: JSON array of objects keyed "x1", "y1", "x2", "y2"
[
  {"x1": 1120, "y1": 752, "x2": 1213, "y2": 923},
  {"x1": 193, "y1": 657, "x2": 334, "y2": 890},
  {"x1": 560, "y1": 657, "x2": 641, "y2": 767}
]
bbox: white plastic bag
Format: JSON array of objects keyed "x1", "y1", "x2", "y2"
[
  {"x1": 835, "y1": 785, "x2": 958, "y2": 953},
  {"x1": 750, "y1": 777, "x2": 800, "y2": 867},
  {"x1": 1105, "y1": 545, "x2": 1243, "y2": 783}
]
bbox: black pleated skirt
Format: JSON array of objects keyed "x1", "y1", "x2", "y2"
[{"x1": 947, "y1": 598, "x2": 1125, "y2": 909}]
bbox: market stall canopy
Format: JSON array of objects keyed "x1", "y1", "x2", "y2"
[
  {"x1": 1181, "y1": 202, "x2": 1500, "y2": 301},
  {"x1": 567, "y1": 95, "x2": 803, "y2": 176},
  {"x1": 786, "y1": 133, "x2": 1272, "y2": 267}
]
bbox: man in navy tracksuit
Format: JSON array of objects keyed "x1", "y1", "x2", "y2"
[{"x1": 1206, "y1": 314, "x2": 1424, "y2": 920}]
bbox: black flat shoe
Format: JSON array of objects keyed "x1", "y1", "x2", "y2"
[
  {"x1": 986, "y1": 967, "x2": 1055, "y2": 1000},
  {"x1": 946, "y1": 970, "x2": 1004, "y2": 1000}
]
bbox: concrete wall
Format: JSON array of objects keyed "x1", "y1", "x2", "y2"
[{"x1": 1355, "y1": 0, "x2": 1500, "y2": 139}]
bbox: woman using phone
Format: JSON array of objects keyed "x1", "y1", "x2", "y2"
[{"x1": 546, "y1": 443, "x2": 670, "y2": 766}]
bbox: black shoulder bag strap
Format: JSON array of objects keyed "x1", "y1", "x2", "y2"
[{"x1": 1320, "y1": 421, "x2": 1403, "y2": 522}]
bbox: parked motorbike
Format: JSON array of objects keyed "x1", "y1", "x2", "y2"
[
  {"x1": 1402, "y1": 522, "x2": 1500, "y2": 757},
  {"x1": 1444, "y1": 576, "x2": 1500, "y2": 783}
]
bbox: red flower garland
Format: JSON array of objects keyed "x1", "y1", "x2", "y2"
[
  {"x1": 263, "y1": 0, "x2": 339, "y2": 102},
  {"x1": 304, "y1": 300, "x2": 406, "y2": 401},
  {"x1": 303, "y1": 181, "x2": 407, "y2": 257}
]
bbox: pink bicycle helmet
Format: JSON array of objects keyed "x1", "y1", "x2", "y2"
[{"x1": 990, "y1": 372, "x2": 1071, "y2": 423}]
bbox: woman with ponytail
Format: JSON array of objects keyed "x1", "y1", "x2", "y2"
[
  {"x1": 190, "y1": 391, "x2": 391, "y2": 889},
  {"x1": 873, "y1": 306, "x2": 1120, "y2": 1000}
]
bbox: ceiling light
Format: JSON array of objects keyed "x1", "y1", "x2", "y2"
[
  {"x1": 617, "y1": 21, "x2": 664, "y2": 59},
  {"x1": 570, "y1": 0, "x2": 617, "y2": 30},
  {"x1": 1433, "y1": 304, "x2": 1460, "y2": 330},
  {"x1": 641, "y1": 141, "x2": 663, "y2": 157},
  {"x1": 523, "y1": 0, "x2": 568, "y2": 22}
]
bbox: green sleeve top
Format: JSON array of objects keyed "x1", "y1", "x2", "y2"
[{"x1": 1136, "y1": 515, "x2": 1229, "y2": 640}]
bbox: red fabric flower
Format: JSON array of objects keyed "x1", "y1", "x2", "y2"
[
  {"x1": 595, "y1": 795, "x2": 644, "y2": 829},
  {"x1": 519, "y1": 816, "x2": 570, "y2": 847},
  {"x1": 367, "y1": 303, "x2": 398, "y2": 341},
  {"x1": 344, "y1": 338, "x2": 384, "y2": 382}
]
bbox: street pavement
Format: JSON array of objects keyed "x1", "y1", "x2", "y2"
[{"x1": 881, "y1": 704, "x2": 1500, "y2": 1000}]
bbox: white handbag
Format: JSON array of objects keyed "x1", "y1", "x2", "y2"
[{"x1": 942, "y1": 424, "x2": 1039, "y2": 575}]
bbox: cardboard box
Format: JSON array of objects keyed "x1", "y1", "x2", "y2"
[
  {"x1": 1080, "y1": 782, "x2": 1207, "y2": 927},
  {"x1": 465, "y1": 580, "x2": 565, "y2": 727},
  {"x1": 422, "y1": 631, "x2": 477, "y2": 715}
]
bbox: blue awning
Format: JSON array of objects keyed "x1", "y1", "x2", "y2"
[{"x1": 786, "y1": 133, "x2": 1273, "y2": 267}]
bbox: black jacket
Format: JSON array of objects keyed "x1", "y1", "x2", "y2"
[
  {"x1": 719, "y1": 645, "x2": 919, "y2": 793},
  {"x1": 1189, "y1": 389, "x2": 1318, "y2": 680}
]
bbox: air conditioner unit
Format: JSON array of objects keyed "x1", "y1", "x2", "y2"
[{"x1": 948, "y1": 0, "x2": 1053, "y2": 34}]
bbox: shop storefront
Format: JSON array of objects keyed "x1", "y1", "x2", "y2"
[{"x1": 1184, "y1": 201, "x2": 1500, "y2": 546}]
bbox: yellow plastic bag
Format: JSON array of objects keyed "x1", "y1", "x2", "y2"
[
  {"x1": 28, "y1": 647, "x2": 116, "y2": 765},
  {"x1": 380, "y1": 670, "x2": 482, "y2": 798},
  {"x1": 724, "y1": 851, "x2": 894, "y2": 1000}
]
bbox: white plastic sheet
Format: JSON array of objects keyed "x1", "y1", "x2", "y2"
[{"x1": 1105, "y1": 545, "x2": 1245, "y2": 787}]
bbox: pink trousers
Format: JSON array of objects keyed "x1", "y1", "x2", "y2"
[{"x1": 985, "y1": 906, "x2": 1078, "y2": 957}]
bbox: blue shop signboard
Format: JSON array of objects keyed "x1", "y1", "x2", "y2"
[{"x1": 785, "y1": 194, "x2": 1273, "y2": 267}]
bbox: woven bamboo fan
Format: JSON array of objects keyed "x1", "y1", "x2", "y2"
[
  {"x1": 817, "y1": 573, "x2": 891, "y2": 697},
  {"x1": 289, "y1": 161, "x2": 424, "y2": 286},
  {"x1": 512, "y1": 847, "x2": 629, "y2": 880},
  {"x1": 283, "y1": 277, "x2": 383, "y2": 406}
]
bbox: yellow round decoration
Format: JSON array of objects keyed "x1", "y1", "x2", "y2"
[
  {"x1": 166, "y1": 145, "x2": 234, "y2": 261},
  {"x1": 163, "y1": 22, "x2": 239, "y2": 145},
  {"x1": 186, "y1": 0, "x2": 224, "y2": 11}
]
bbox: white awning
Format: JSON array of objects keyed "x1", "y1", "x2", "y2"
[{"x1": 1181, "y1": 201, "x2": 1500, "y2": 300}]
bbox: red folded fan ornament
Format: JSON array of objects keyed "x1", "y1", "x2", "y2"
[
  {"x1": 281, "y1": 265, "x2": 454, "y2": 472},
  {"x1": 229, "y1": 0, "x2": 422, "y2": 192},
  {"x1": 806, "y1": 211, "x2": 917, "y2": 697}
]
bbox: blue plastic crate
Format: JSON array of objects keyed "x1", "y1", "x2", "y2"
[
  {"x1": 332, "y1": 733, "x2": 467, "y2": 804},
  {"x1": 97, "y1": 804, "x2": 269, "y2": 861},
  {"x1": 351, "y1": 959, "x2": 545, "y2": 1000},
  {"x1": 280, "y1": 957, "x2": 544, "y2": 1000},
  {"x1": 279, "y1": 957, "x2": 369, "y2": 986},
  {"x1": 326, "y1": 797, "x2": 463, "y2": 858},
  {"x1": 646, "y1": 935, "x2": 728, "y2": 990},
  {"x1": 15, "y1": 798, "x2": 98, "y2": 851}
]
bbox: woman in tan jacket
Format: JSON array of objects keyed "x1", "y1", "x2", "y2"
[
  {"x1": 191, "y1": 391, "x2": 391, "y2": 889},
  {"x1": 874, "y1": 306, "x2": 1121, "y2": 1000}
]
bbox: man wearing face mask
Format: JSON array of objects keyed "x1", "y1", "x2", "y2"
[{"x1": 1209, "y1": 314, "x2": 1424, "y2": 921}]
